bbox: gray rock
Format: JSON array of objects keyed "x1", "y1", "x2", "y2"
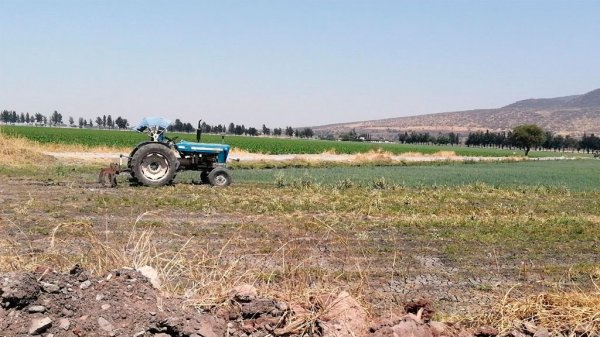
[
  {"x1": 98, "y1": 316, "x2": 115, "y2": 332},
  {"x1": 29, "y1": 317, "x2": 52, "y2": 335},
  {"x1": 58, "y1": 318, "x2": 71, "y2": 330},
  {"x1": 40, "y1": 282, "x2": 60, "y2": 293},
  {"x1": 101, "y1": 304, "x2": 111, "y2": 310},
  {"x1": 79, "y1": 280, "x2": 92, "y2": 290},
  {"x1": 240, "y1": 299, "x2": 279, "y2": 317},
  {"x1": 27, "y1": 305, "x2": 46, "y2": 313},
  {"x1": 136, "y1": 266, "x2": 161, "y2": 289},
  {"x1": 229, "y1": 284, "x2": 257, "y2": 302},
  {"x1": 61, "y1": 308, "x2": 74, "y2": 317}
]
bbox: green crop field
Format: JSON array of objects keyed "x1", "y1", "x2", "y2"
[
  {"x1": 0, "y1": 125, "x2": 588, "y2": 157},
  {"x1": 225, "y1": 159, "x2": 600, "y2": 191}
]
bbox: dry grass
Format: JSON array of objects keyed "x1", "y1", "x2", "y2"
[
  {"x1": 473, "y1": 284, "x2": 600, "y2": 335},
  {"x1": 354, "y1": 149, "x2": 394, "y2": 163},
  {"x1": 229, "y1": 148, "x2": 255, "y2": 156},
  {"x1": 0, "y1": 209, "x2": 355, "y2": 314},
  {"x1": 0, "y1": 132, "x2": 57, "y2": 166},
  {"x1": 433, "y1": 150, "x2": 457, "y2": 157},
  {"x1": 401, "y1": 150, "x2": 457, "y2": 157}
]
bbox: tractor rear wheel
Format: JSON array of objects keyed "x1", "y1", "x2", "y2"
[
  {"x1": 130, "y1": 143, "x2": 178, "y2": 186},
  {"x1": 208, "y1": 167, "x2": 232, "y2": 187}
]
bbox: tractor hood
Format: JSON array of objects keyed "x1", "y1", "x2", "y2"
[{"x1": 175, "y1": 141, "x2": 231, "y2": 163}]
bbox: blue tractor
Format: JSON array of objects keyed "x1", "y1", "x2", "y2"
[{"x1": 121, "y1": 117, "x2": 232, "y2": 187}]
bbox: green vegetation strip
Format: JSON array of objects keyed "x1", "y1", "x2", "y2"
[
  {"x1": 1, "y1": 157, "x2": 598, "y2": 191},
  {"x1": 227, "y1": 160, "x2": 600, "y2": 191},
  {"x1": 0, "y1": 125, "x2": 585, "y2": 157}
]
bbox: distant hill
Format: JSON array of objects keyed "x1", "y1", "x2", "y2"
[{"x1": 313, "y1": 88, "x2": 600, "y2": 138}]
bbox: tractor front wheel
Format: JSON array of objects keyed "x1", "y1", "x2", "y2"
[
  {"x1": 130, "y1": 143, "x2": 178, "y2": 186},
  {"x1": 208, "y1": 167, "x2": 232, "y2": 187}
]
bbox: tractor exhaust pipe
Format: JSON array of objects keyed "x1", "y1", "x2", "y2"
[{"x1": 196, "y1": 120, "x2": 202, "y2": 142}]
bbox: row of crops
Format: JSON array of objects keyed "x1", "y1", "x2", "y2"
[
  {"x1": 1, "y1": 125, "x2": 537, "y2": 157},
  {"x1": 232, "y1": 160, "x2": 600, "y2": 191}
]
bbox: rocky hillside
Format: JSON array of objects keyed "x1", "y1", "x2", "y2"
[{"x1": 313, "y1": 89, "x2": 600, "y2": 137}]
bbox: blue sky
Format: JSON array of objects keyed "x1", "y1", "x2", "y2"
[{"x1": 1, "y1": 0, "x2": 599, "y2": 127}]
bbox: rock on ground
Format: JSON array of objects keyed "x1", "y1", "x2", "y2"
[{"x1": 319, "y1": 291, "x2": 370, "y2": 337}]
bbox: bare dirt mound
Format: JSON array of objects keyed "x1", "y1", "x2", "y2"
[
  {"x1": 1, "y1": 267, "x2": 558, "y2": 337},
  {"x1": 0, "y1": 266, "x2": 227, "y2": 337}
]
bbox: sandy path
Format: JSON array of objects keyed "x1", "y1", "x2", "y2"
[
  {"x1": 43, "y1": 150, "x2": 577, "y2": 164},
  {"x1": 42, "y1": 151, "x2": 499, "y2": 163}
]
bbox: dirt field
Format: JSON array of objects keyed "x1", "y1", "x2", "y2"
[
  {"x1": 2, "y1": 169, "x2": 598, "y2": 319},
  {"x1": 0, "y1": 177, "x2": 494, "y2": 314},
  {"x1": 2, "y1": 139, "x2": 600, "y2": 335}
]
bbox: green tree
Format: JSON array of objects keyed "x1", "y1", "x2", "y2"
[
  {"x1": 51, "y1": 110, "x2": 63, "y2": 125},
  {"x1": 510, "y1": 124, "x2": 545, "y2": 156},
  {"x1": 261, "y1": 124, "x2": 270, "y2": 135},
  {"x1": 115, "y1": 116, "x2": 128, "y2": 129}
]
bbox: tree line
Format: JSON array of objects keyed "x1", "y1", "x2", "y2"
[
  {"x1": 464, "y1": 129, "x2": 600, "y2": 153},
  {"x1": 396, "y1": 125, "x2": 600, "y2": 155},
  {"x1": 1, "y1": 110, "x2": 316, "y2": 138},
  {"x1": 398, "y1": 131, "x2": 461, "y2": 145},
  {"x1": 171, "y1": 120, "x2": 315, "y2": 138},
  {"x1": 1, "y1": 110, "x2": 129, "y2": 129}
]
